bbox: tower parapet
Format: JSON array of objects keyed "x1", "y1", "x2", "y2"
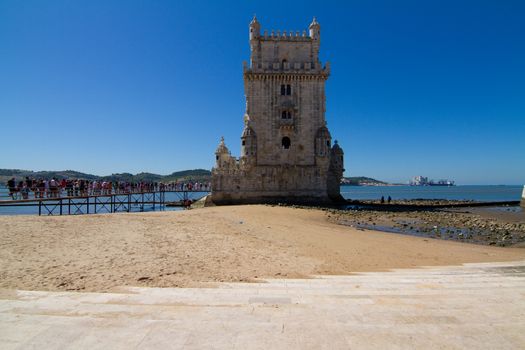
[{"x1": 247, "y1": 17, "x2": 327, "y2": 75}]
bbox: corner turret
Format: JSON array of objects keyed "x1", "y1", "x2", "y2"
[
  {"x1": 327, "y1": 140, "x2": 345, "y2": 202},
  {"x1": 249, "y1": 15, "x2": 260, "y2": 41},
  {"x1": 330, "y1": 140, "x2": 344, "y2": 173},
  {"x1": 315, "y1": 126, "x2": 332, "y2": 157},
  {"x1": 215, "y1": 137, "x2": 236, "y2": 168},
  {"x1": 241, "y1": 114, "x2": 257, "y2": 159},
  {"x1": 309, "y1": 17, "x2": 320, "y2": 42}
]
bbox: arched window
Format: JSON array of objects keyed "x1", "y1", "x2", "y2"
[
  {"x1": 282, "y1": 137, "x2": 291, "y2": 149},
  {"x1": 280, "y1": 84, "x2": 291, "y2": 96},
  {"x1": 281, "y1": 111, "x2": 292, "y2": 119}
]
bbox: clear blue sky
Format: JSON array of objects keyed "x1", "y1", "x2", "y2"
[{"x1": 1, "y1": 1, "x2": 524, "y2": 185}]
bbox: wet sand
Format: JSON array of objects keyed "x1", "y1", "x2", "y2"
[{"x1": 0, "y1": 205, "x2": 524, "y2": 292}]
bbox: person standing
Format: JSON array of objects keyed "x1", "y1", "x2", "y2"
[
  {"x1": 79, "y1": 180, "x2": 86, "y2": 196},
  {"x1": 44, "y1": 179, "x2": 49, "y2": 198},
  {"x1": 49, "y1": 178, "x2": 58, "y2": 198},
  {"x1": 7, "y1": 177, "x2": 16, "y2": 199},
  {"x1": 25, "y1": 177, "x2": 33, "y2": 197},
  {"x1": 21, "y1": 182, "x2": 30, "y2": 199},
  {"x1": 37, "y1": 179, "x2": 45, "y2": 198}
]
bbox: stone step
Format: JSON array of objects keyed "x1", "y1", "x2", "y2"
[{"x1": 1, "y1": 260, "x2": 524, "y2": 349}]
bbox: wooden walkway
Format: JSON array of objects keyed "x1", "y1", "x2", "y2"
[{"x1": 0, "y1": 191, "x2": 209, "y2": 215}]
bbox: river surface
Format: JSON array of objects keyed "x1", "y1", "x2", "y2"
[
  {"x1": 0, "y1": 185, "x2": 522, "y2": 215},
  {"x1": 340, "y1": 185, "x2": 523, "y2": 202}
]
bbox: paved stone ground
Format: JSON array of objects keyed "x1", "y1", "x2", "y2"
[{"x1": 1, "y1": 261, "x2": 524, "y2": 349}]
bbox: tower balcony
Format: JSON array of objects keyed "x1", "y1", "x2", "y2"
[
  {"x1": 244, "y1": 61, "x2": 330, "y2": 75},
  {"x1": 279, "y1": 119, "x2": 295, "y2": 130}
]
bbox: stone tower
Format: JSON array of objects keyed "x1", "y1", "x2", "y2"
[{"x1": 211, "y1": 17, "x2": 345, "y2": 204}]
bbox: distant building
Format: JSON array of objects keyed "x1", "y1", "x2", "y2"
[
  {"x1": 410, "y1": 176, "x2": 429, "y2": 186},
  {"x1": 410, "y1": 176, "x2": 454, "y2": 186},
  {"x1": 211, "y1": 17, "x2": 345, "y2": 204}
]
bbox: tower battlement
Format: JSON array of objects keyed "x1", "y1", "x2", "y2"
[
  {"x1": 249, "y1": 16, "x2": 320, "y2": 40},
  {"x1": 248, "y1": 16, "x2": 324, "y2": 73},
  {"x1": 260, "y1": 30, "x2": 311, "y2": 40}
]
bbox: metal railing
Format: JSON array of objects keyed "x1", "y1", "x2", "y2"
[{"x1": 0, "y1": 188, "x2": 210, "y2": 216}]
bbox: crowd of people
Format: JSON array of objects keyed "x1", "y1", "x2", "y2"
[{"x1": 4, "y1": 177, "x2": 211, "y2": 200}]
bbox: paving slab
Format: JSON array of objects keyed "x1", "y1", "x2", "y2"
[{"x1": 1, "y1": 261, "x2": 525, "y2": 349}]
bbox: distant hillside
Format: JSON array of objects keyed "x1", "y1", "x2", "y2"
[
  {"x1": 163, "y1": 169, "x2": 211, "y2": 182},
  {"x1": 341, "y1": 176, "x2": 388, "y2": 186},
  {"x1": 2, "y1": 169, "x2": 385, "y2": 186},
  {"x1": 100, "y1": 172, "x2": 164, "y2": 183},
  {"x1": 0, "y1": 168, "x2": 211, "y2": 183},
  {"x1": 0, "y1": 169, "x2": 99, "y2": 183}
]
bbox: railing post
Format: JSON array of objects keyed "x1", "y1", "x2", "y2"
[
  {"x1": 60, "y1": 199, "x2": 63, "y2": 215},
  {"x1": 38, "y1": 200, "x2": 41, "y2": 216},
  {"x1": 87, "y1": 197, "x2": 90, "y2": 214}
]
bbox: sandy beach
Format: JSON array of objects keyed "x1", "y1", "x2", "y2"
[{"x1": 1, "y1": 205, "x2": 524, "y2": 292}]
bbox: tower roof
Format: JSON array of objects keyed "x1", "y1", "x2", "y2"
[
  {"x1": 215, "y1": 136, "x2": 230, "y2": 154},
  {"x1": 331, "y1": 140, "x2": 343, "y2": 153},
  {"x1": 309, "y1": 17, "x2": 320, "y2": 29},
  {"x1": 316, "y1": 126, "x2": 331, "y2": 139}
]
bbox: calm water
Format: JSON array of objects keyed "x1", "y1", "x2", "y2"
[
  {"x1": 340, "y1": 185, "x2": 523, "y2": 202},
  {"x1": 0, "y1": 185, "x2": 522, "y2": 215}
]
